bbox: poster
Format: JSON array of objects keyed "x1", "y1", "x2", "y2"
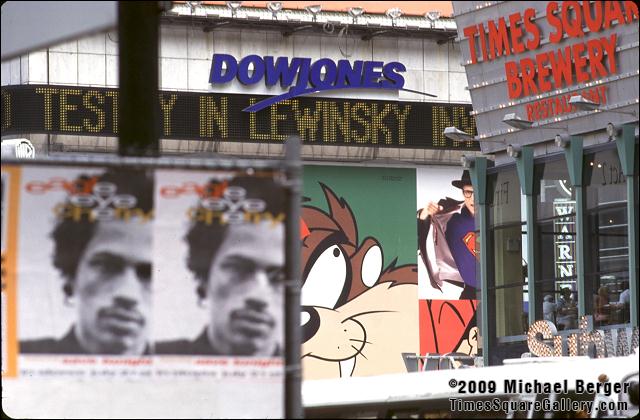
[
  {"x1": 416, "y1": 166, "x2": 480, "y2": 366},
  {"x1": 1, "y1": 162, "x2": 286, "y2": 418},
  {"x1": 301, "y1": 165, "x2": 419, "y2": 379}
]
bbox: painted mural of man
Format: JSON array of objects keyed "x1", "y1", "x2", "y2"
[{"x1": 418, "y1": 170, "x2": 477, "y2": 300}]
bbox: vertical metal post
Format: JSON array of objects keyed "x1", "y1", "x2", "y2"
[
  {"x1": 284, "y1": 136, "x2": 303, "y2": 418},
  {"x1": 118, "y1": 1, "x2": 159, "y2": 156},
  {"x1": 615, "y1": 123, "x2": 638, "y2": 327},
  {"x1": 469, "y1": 157, "x2": 490, "y2": 366},
  {"x1": 562, "y1": 136, "x2": 585, "y2": 316},
  {"x1": 514, "y1": 146, "x2": 537, "y2": 324}
]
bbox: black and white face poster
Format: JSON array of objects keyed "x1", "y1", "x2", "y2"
[{"x1": 2, "y1": 161, "x2": 286, "y2": 419}]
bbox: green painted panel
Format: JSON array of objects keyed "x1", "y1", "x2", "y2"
[{"x1": 303, "y1": 165, "x2": 416, "y2": 267}]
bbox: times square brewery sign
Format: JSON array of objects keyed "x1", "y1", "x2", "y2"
[{"x1": 461, "y1": 1, "x2": 638, "y2": 122}]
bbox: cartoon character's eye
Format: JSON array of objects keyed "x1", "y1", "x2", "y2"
[
  {"x1": 301, "y1": 245, "x2": 348, "y2": 309},
  {"x1": 361, "y1": 244, "x2": 382, "y2": 287}
]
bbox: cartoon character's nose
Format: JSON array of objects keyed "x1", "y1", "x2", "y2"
[{"x1": 301, "y1": 306, "x2": 320, "y2": 343}]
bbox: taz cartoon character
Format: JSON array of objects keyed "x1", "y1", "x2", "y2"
[
  {"x1": 301, "y1": 183, "x2": 417, "y2": 379},
  {"x1": 419, "y1": 299, "x2": 479, "y2": 369}
]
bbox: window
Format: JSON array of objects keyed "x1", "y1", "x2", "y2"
[
  {"x1": 534, "y1": 158, "x2": 578, "y2": 331},
  {"x1": 584, "y1": 148, "x2": 629, "y2": 326},
  {"x1": 487, "y1": 167, "x2": 528, "y2": 337}
]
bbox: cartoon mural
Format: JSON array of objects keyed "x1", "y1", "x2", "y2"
[
  {"x1": 419, "y1": 299, "x2": 479, "y2": 369},
  {"x1": 300, "y1": 165, "x2": 482, "y2": 379},
  {"x1": 301, "y1": 166, "x2": 418, "y2": 379}
]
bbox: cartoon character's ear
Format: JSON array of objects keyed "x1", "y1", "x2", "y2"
[
  {"x1": 319, "y1": 183, "x2": 357, "y2": 245},
  {"x1": 467, "y1": 326, "x2": 480, "y2": 354}
]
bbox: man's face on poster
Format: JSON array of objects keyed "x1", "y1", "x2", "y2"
[
  {"x1": 462, "y1": 185, "x2": 474, "y2": 215},
  {"x1": 206, "y1": 220, "x2": 284, "y2": 356},
  {"x1": 74, "y1": 218, "x2": 152, "y2": 354}
]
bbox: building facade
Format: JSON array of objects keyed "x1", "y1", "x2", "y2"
[{"x1": 452, "y1": 0, "x2": 639, "y2": 364}]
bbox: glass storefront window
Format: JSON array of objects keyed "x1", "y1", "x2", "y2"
[
  {"x1": 488, "y1": 168, "x2": 528, "y2": 337},
  {"x1": 534, "y1": 158, "x2": 578, "y2": 330},
  {"x1": 585, "y1": 148, "x2": 629, "y2": 326}
]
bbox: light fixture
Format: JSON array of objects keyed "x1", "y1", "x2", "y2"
[
  {"x1": 569, "y1": 94, "x2": 637, "y2": 118},
  {"x1": 348, "y1": 6, "x2": 364, "y2": 22},
  {"x1": 444, "y1": 126, "x2": 475, "y2": 142},
  {"x1": 186, "y1": 0, "x2": 202, "y2": 13},
  {"x1": 502, "y1": 113, "x2": 534, "y2": 129},
  {"x1": 506, "y1": 144, "x2": 521, "y2": 158},
  {"x1": 569, "y1": 94, "x2": 599, "y2": 111},
  {"x1": 425, "y1": 11, "x2": 440, "y2": 21},
  {"x1": 386, "y1": 7, "x2": 403, "y2": 21},
  {"x1": 461, "y1": 155, "x2": 475, "y2": 169},
  {"x1": 226, "y1": 1, "x2": 242, "y2": 16},
  {"x1": 267, "y1": 1, "x2": 282, "y2": 16},
  {"x1": 606, "y1": 122, "x2": 622, "y2": 140},
  {"x1": 305, "y1": 4, "x2": 322, "y2": 21},
  {"x1": 555, "y1": 134, "x2": 571, "y2": 149}
]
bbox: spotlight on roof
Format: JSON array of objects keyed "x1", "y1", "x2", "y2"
[
  {"x1": 425, "y1": 11, "x2": 440, "y2": 21},
  {"x1": 226, "y1": 1, "x2": 242, "y2": 16},
  {"x1": 186, "y1": 0, "x2": 202, "y2": 12},
  {"x1": 267, "y1": 1, "x2": 282, "y2": 14},
  {"x1": 386, "y1": 7, "x2": 403, "y2": 20},
  {"x1": 348, "y1": 6, "x2": 364, "y2": 20},
  {"x1": 305, "y1": 4, "x2": 322, "y2": 21}
]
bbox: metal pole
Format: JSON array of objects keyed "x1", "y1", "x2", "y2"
[
  {"x1": 118, "y1": 1, "x2": 159, "y2": 156},
  {"x1": 514, "y1": 146, "x2": 537, "y2": 324},
  {"x1": 525, "y1": 194, "x2": 537, "y2": 324},
  {"x1": 284, "y1": 136, "x2": 303, "y2": 418},
  {"x1": 470, "y1": 157, "x2": 490, "y2": 367}
]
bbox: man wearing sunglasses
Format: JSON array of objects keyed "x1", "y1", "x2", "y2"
[{"x1": 418, "y1": 171, "x2": 477, "y2": 300}]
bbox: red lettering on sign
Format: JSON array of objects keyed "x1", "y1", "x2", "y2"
[
  {"x1": 523, "y1": 8, "x2": 541, "y2": 50},
  {"x1": 463, "y1": 25, "x2": 479, "y2": 64},
  {"x1": 547, "y1": 2, "x2": 563, "y2": 43}
]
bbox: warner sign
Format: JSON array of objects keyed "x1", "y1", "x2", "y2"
[{"x1": 209, "y1": 54, "x2": 407, "y2": 112}]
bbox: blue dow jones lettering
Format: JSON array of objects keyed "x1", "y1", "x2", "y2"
[{"x1": 209, "y1": 54, "x2": 406, "y2": 112}]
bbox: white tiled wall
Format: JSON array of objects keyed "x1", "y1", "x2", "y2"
[
  {"x1": 187, "y1": 29, "x2": 213, "y2": 60},
  {"x1": 160, "y1": 58, "x2": 188, "y2": 90},
  {"x1": 161, "y1": 26, "x2": 188, "y2": 59},
  {"x1": 49, "y1": 51, "x2": 78, "y2": 85},
  {"x1": 78, "y1": 54, "x2": 106, "y2": 86},
  {"x1": 5, "y1": 24, "x2": 471, "y2": 103}
]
